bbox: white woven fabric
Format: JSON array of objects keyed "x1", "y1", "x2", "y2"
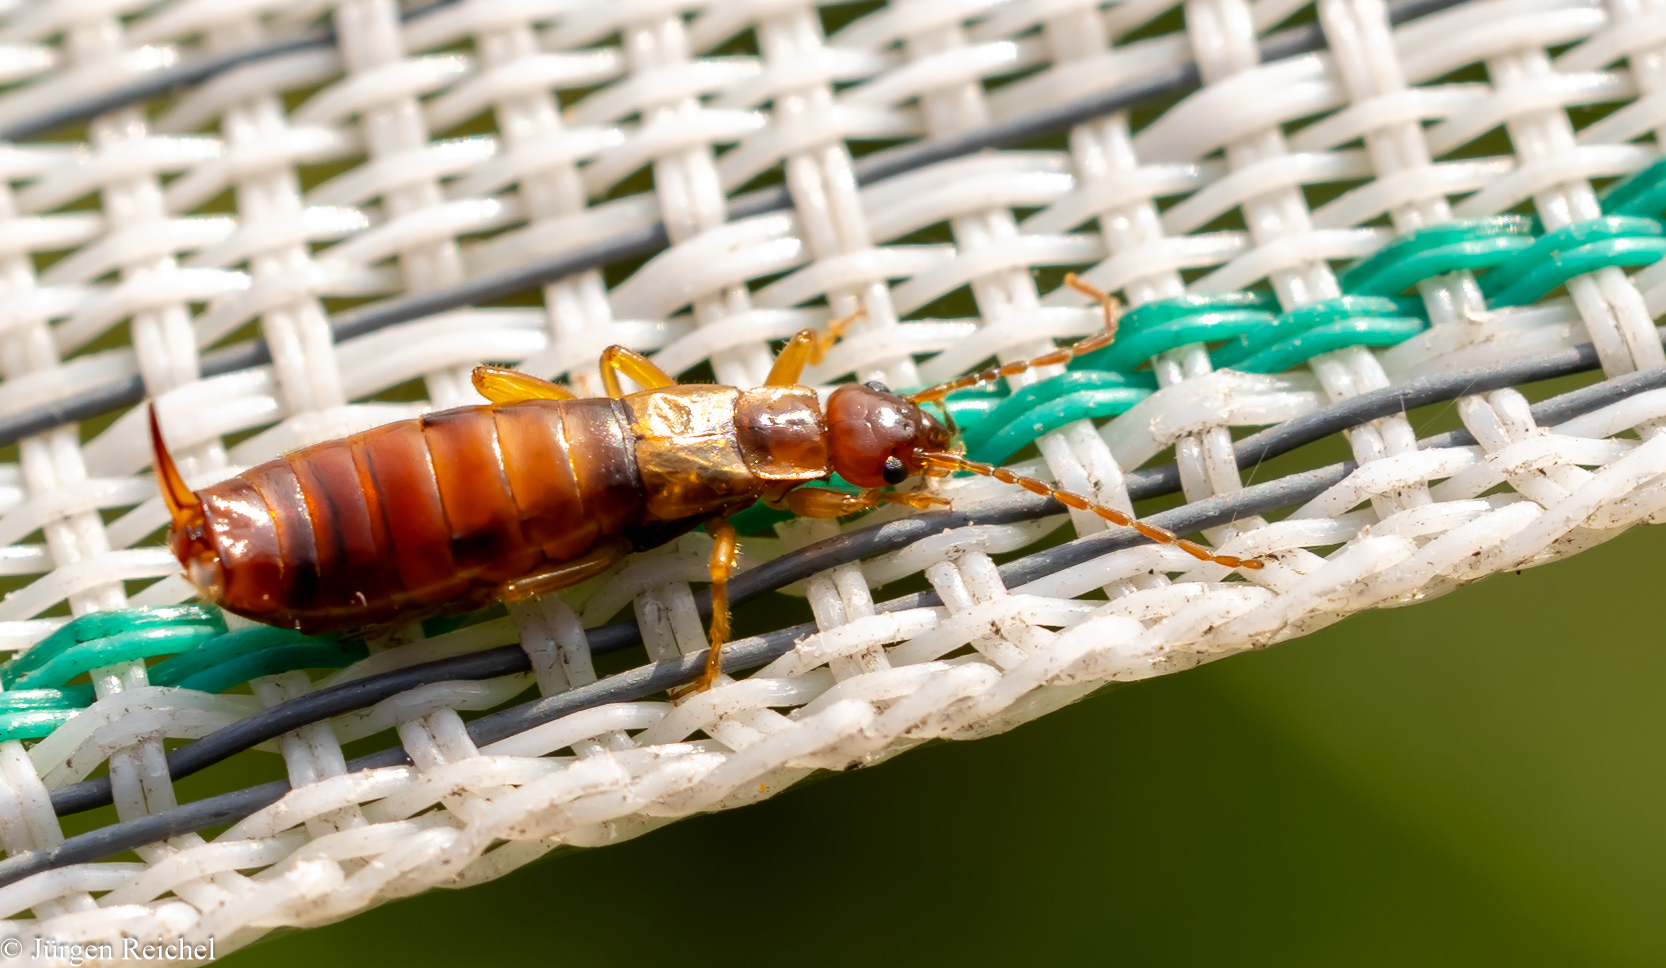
[{"x1": 0, "y1": 0, "x2": 1661, "y2": 955}]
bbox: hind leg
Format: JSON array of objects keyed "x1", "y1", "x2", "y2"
[
  {"x1": 496, "y1": 539, "x2": 631, "y2": 602},
  {"x1": 473, "y1": 366, "x2": 576, "y2": 404}
]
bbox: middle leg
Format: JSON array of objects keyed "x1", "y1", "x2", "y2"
[
  {"x1": 599, "y1": 345, "x2": 676, "y2": 398},
  {"x1": 681, "y1": 516, "x2": 740, "y2": 695}
]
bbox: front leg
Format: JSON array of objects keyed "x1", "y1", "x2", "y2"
[
  {"x1": 770, "y1": 486, "x2": 949, "y2": 518},
  {"x1": 763, "y1": 308, "x2": 862, "y2": 387}
]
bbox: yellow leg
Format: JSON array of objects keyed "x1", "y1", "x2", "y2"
[
  {"x1": 764, "y1": 330, "x2": 821, "y2": 388},
  {"x1": 769, "y1": 486, "x2": 949, "y2": 519},
  {"x1": 772, "y1": 487, "x2": 882, "y2": 518},
  {"x1": 599, "y1": 346, "x2": 675, "y2": 398},
  {"x1": 496, "y1": 539, "x2": 630, "y2": 602},
  {"x1": 764, "y1": 308, "x2": 862, "y2": 387},
  {"x1": 473, "y1": 365, "x2": 576, "y2": 405},
  {"x1": 874, "y1": 489, "x2": 951, "y2": 511},
  {"x1": 677, "y1": 517, "x2": 740, "y2": 697}
]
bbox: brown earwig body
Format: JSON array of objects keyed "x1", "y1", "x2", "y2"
[
  {"x1": 152, "y1": 276, "x2": 1262, "y2": 691},
  {"x1": 158, "y1": 383, "x2": 863, "y2": 635}
]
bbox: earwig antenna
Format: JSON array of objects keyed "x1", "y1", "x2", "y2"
[
  {"x1": 915, "y1": 451, "x2": 1264, "y2": 570},
  {"x1": 908, "y1": 273, "x2": 1122, "y2": 404},
  {"x1": 929, "y1": 398, "x2": 959, "y2": 436},
  {"x1": 148, "y1": 404, "x2": 200, "y2": 526}
]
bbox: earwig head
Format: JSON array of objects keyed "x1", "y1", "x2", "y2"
[
  {"x1": 825, "y1": 381, "x2": 954, "y2": 488},
  {"x1": 149, "y1": 405, "x2": 225, "y2": 602}
]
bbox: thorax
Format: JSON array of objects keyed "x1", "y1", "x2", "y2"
[{"x1": 622, "y1": 384, "x2": 829, "y2": 521}]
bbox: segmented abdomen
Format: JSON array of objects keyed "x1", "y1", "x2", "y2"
[{"x1": 200, "y1": 398, "x2": 644, "y2": 633}]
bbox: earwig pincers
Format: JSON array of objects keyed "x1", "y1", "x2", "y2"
[{"x1": 151, "y1": 275, "x2": 1262, "y2": 695}]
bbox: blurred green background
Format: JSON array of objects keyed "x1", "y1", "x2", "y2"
[{"x1": 223, "y1": 522, "x2": 1666, "y2": 966}]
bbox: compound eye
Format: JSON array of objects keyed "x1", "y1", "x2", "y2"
[
  {"x1": 882, "y1": 455, "x2": 908, "y2": 485},
  {"x1": 865, "y1": 380, "x2": 891, "y2": 394}
]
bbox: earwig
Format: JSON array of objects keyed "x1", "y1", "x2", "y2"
[{"x1": 152, "y1": 287, "x2": 1262, "y2": 696}]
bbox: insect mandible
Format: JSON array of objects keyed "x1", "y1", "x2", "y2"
[{"x1": 150, "y1": 275, "x2": 1262, "y2": 694}]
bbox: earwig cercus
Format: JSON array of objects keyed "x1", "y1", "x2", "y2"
[{"x1": 151, "y1": 277, "x2": 1261, "y2": 695}]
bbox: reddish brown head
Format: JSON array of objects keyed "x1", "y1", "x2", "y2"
[{"x1": 825, "y1": 382, "x2": 953, "y2": 488}]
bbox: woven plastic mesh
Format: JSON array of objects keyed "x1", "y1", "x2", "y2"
[{"x1": 0, "y1": 0, "x2": 1662, "y2": 952}]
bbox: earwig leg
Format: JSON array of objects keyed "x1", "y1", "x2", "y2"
[
  {"x1": 354, "y1": 621, "x2": 412, "y2": 644},
  {"x1": 678, "y1": 517, "x2": 740, "y2": 697},
  {"x1": 765, "y1": 330, "x2": 820, "y2": 387},
  {"x1": 496, "y1": 539, "x2": 631, "y2": 603},
  {"x1": 472, "y1": 365, "x2": 576, "y2": 404},
  {"x1": 598, "y1": 346, "x2": 675, "y2": 398},
  {"x1": 776, "y1": 486, "x2": 885, "y2": 519},
  {"x1": 824, "y1": 307, "x2": 859, "y2": 347},
  {"x1": 870, "y1": 489, "x2": 951, "y2": 511},
  {"x1": 773, "y1": 485, "x2": 947, "y2": 519},
  {"x1": 765, "y1": 309, "x2": 863, "y2": 387}
]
